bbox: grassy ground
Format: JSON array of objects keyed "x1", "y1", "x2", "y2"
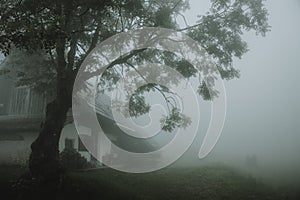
[
  {"x1": 0, "y1": 165, "x2": 26, "y2": 199},
  {"x1": 0, "y1": 164, "x2": 298, "y2": 200}
]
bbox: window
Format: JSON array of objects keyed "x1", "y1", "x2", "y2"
[
  {"x1": 65, "y1": 138, "x2": 75, "y2": 150},
  {"x1": 78, "y1": 136, "x2": 88, "y2": 152}
]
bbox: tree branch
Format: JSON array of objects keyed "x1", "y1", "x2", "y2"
[
  {"x1": 177, "y1": 22, "x2": 202, "y2": 32},
  {"x1": 79, "y1": 48, "x2": 147, "y2": 80},
  {"x1": 125, "y1": 61, "x2": 178, "y2": 112},
  {"x1": 67, "y1": 35, "x2": 78, "y2": 69}
]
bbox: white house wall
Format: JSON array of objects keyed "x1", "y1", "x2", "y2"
[{"x1": 60, "y1": 123, "x2": 92, "y2": 162}]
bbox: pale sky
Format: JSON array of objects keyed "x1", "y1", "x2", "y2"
[{"x1": 177, "y1": 0, "x2": 300, "y2": 171}]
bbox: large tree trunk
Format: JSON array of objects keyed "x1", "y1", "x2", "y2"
[
  {"x1": 29, "y1": 100, "x2": 69, "y2": 185},
  {"x1": 28, "y1": 72, "x2": 73, "y2": 187}
]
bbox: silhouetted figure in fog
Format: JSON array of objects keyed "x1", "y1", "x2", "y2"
[{"x1": 245, "y1": 154, "x2": 257, "y2": 168}]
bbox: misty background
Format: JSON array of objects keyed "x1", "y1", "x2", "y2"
[
  {"x1": 173, "y1": 0, "x2": 300, "y2": 184},
  {"x1": 0, "y1": 0, "x2": 299, "y2": 184}
]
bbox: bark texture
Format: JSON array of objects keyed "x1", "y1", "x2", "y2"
[{"x1": 29, "y1": 68, "x2": 74, "y2": 186}]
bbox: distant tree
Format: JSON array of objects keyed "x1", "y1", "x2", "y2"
[
  {"x1": 0, "y1": 0, "x2": 269, "y2": 187},
  {"x1": 1, "y1": 48, "x2": 56, "y2": 96}
]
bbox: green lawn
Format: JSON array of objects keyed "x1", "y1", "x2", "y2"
[
  {"x1": 0, "y1": 165, "x2": 26, "y2": 199},
  {"x1": 64, "y1": 165, "x2": 290, "y2": 200},
  {"x1": 0, "y1": 164, "x2": 296, "y2": 200}
]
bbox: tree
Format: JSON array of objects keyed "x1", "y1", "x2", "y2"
[{"x1": 0, "y1": 0, "x2": 269, "y2": 187}]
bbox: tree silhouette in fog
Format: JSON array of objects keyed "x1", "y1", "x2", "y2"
[{"x1": 0, "y1": 0, "x2": 269, "y2": 188}]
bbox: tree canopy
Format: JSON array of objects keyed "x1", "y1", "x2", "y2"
[
  {"x1": 0, "y1": 0, "x2": 270, "y2": 184},
  {"x1": 0, "y1": 0, "x2": 270, "y2": 130}
]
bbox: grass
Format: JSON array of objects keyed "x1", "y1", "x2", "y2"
[
  {"x1": 63, "y1": 165, "x2": 288, "y2": 200},
  {"x1": 0, "y1": 164, "x2": 296, "y2": 200},
  {"x1": 0, "y1": 165, "x2": 26, "y2": 199}
]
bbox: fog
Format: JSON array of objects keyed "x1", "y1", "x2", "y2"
[
  {"x1": 0, "y1": 0, "x2": 299, "y2": 196},
  {"x1": 173, "y1": 0, "x2": 300, "y2": 185}
]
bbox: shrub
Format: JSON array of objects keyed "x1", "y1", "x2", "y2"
[{"x1": 60, "y1": 149, "x2": 91, "y2": 170}]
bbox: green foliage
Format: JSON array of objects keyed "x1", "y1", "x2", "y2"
[
  {"x1": 1, "y1": 48, "x2": 56, "y2": 95},
  {"x1": 0, "y1": 0, "x2": 270, "y2": 132},
  {"x1": 217, "y1": 66, "x2": 240, "y2": 80},
  {"x1": 161, "y1": 107, "x2": 191, "y2": 132},
  {"x1": 188, "y1": 0, "x2": 270, "y2": 74},
  {"x1": 1, "y1": 165, "x2": 295, "y2": 200},
  {"x1": 198, "y1": 80, "x2": 219, "y2": 101},
  {"x1": 129, "y1": 94, "x2": 151, "y2": 117},
  {"x1": 62, "y1": 165, "x2": 284, "y2": 200},
  {"x1": 154, "y1": 7, "x2": 176, "y2": 29},
  {"x1": 60, "y1": 148, "x2": 91, "y2": 170}
]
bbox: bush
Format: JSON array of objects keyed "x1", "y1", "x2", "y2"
[{"x1": 60, "y1": 149, "x2": 91, "y2": 170}]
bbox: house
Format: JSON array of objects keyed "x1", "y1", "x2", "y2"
[
  {"x1": 0, "y1": 71, "x2": 158, "y2": 166},
  {"x1": 0, "y1": 72, "x2": 47, "y2": 165},
  {"x1": 0, "y1": 76, "x2": 47, "y2": 116},
  {"x1": 59, "y1": 94, "x2": 159, "y2": 166}
]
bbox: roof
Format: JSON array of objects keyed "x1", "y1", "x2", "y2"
[
  {"x1": 78, "y1": 93, "x2": 159, "y2": 153},
  {"x1": 0, "y1": 93, "x2": 159, "y2": 154},
  {"x1": 98, "y1": 114, "x2": 157, "y2": 153}
]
